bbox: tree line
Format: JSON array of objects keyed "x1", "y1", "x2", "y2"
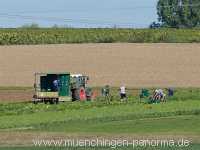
[{"x1": 151, "y1": 0, "x2": 200, "y2": 28}]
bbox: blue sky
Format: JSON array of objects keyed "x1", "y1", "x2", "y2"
[{"x1": 0, "y1": 0, "x2": 158, "y2": 28}]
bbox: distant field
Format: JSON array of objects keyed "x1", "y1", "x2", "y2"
[
  {"x1": 1, "y1": 43, "x2": 200, "y2": 87},
  {"x1": 0, "y1": 28, "x2": 200, "y2": 45}
]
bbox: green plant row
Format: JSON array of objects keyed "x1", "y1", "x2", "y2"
[
  {"x1": 0, "y1": 28, "x2": 200, "y2": 45},
  {"x1": 0, "y1": 88, "x2": 200, "y2": 116},
  {"x1": 0, "y1": 100, "x2": 200, "y2": 129}
]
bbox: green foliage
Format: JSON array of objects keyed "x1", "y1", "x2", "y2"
[
  {"x1": 0, "y1": 100, "x2": 200, "y2": 129},
  {"x1": 35, "y1": 115, "x2": 200, "y2": 134},
  {"x1": 1, "y1": 88, "x2": 200, "y2": 149},
  {"x1": 168, "y1": 88, "x2": 200, "y2": 101},
  {"x1": 0, "y1": 88, "x2": 200, "y2": 136},
  {"x1": 20, "y1": 23, "x2": 40, "y2": 29},
  {"x1": 157, "y1": 0, "x2": 200, "y2": 28},
  {"x1": 0, "y1": 88, "x2": 200, "y2": 117},
  {"x1": 0, "y1": 28, "x2": 200, "y2": 45}
]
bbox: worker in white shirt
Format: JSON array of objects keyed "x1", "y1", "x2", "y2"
[{"x1": 120, "y1": 85, "x2": 127, "y2": 100}]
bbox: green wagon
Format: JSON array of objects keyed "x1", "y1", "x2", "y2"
[
  {"x1": 33, "y1": 72, "x2": 71, "y2": 104},
  {"x1": 33, "y1": 72, "x2": 92, "y2": 104}
]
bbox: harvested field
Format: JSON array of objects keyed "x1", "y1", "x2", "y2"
[
  {"x1": 1, "y1": 43, "x2": 200, "y2": 87},
  {"x1": 0, "y1": 89, "x2": 33, "y2": 102}
]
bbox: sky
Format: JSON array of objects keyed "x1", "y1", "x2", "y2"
[{"x1": 0, "y1": 0, "x2": 158, "y2": 28}]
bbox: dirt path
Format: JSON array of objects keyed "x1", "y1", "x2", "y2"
[
  {"x1": 1, "y1": 43, "x2": 200, "y2": 87},
  {"x1": 0, "y1": 131, "x2": 199, "y2": 147},
  {"x1": 0, "y1": 89, "x2": 33, "y2": 102}
]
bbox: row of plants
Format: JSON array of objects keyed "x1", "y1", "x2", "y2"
[
  {"x1": 0, "y1": 99, "x2": 200, "y2": 129},
  {"x1": 0, "y1": 28, "x2": 200, "y2": 45},
  {"x1": 0, "y1": 88, "x2": 200, "y2": 116}
]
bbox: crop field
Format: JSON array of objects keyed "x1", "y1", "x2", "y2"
[
  {"x1": 1, "y1": 42, "x2": 200, "y2": 149},
  {"x1": 0, "y1": 28, "x2": 200, "y2": 45},
  {"x1": 1, "y1": 43, "x2": 200, "y2": 88},
  {"x1": 0, "y1": 88, "x2": 200, "y2": 149}
]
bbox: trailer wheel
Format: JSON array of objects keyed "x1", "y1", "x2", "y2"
[
  {"x1": 55, "y1": 98, "x2": 59, "y2": 104},
  {"x1": 32, "y1": 95, "x2": 38, "y2": 104},
  {"x1": 49, "y1": 99, "x2": 54, "y2": 104},
  {"x1": 44, "y1": 99, "x2": 48, "y2": 104}
]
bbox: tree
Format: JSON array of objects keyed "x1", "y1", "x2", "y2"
[
  {"x1": 157, "y1": 0, "x2": 200, "y2": 28},
  {"x1": 52, "y1": 24, "x2": 59, "y2": 28},
  {"x1": 21, "y1": 23, "x2": 40, "y2": 29},
  {"x1": 149, "y1": 22, "x2": 161, "y2": 29}
]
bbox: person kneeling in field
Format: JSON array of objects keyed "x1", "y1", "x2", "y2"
[
  {"x1": 158, "y1": 89, "x2": 166, "y2": 102},
  {"x1": 153, "y1": 89, "x2": 166, "y2": 102}
]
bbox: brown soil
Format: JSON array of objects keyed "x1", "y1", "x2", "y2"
[
  {"x1": 0, "y1": 131, "x2": 199, "y2": 146},
  {"x1": 1, "y1": 43, "x2": 200, "y2": 88},
  {"x1": 0, "y1": 90, "x2": 33, "y2": 103}
]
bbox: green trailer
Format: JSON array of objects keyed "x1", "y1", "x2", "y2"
[
  {"x1": 33, "y1": 72, "x2": 92, "y2": 104},
  {"x1": 33, "y1": 72, "x2": 71, "y2": 104}
]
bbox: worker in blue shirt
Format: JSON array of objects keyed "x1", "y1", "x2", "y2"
[{"x1": 53, "y1": 79, "x2": 59, "y2": 91}]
